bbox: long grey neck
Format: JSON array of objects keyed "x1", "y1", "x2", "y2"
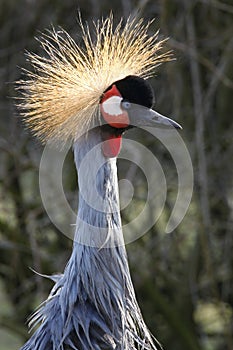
[
  {"x1": 73, "y1": 128, "x2": 124, "y2": 248},
  {"x1": 22, "y1": 127, "x2": 156, "y2": 350}
]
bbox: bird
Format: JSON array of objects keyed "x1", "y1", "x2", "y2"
[{"x1": 17, "y1": 15, "x2": 181, "y2": 350}]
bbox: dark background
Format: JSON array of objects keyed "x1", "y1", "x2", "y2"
[{"x1": 0, "y1": 0, "x2": 233, "y2": 349}]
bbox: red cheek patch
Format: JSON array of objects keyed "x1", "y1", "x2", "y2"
[
  {"x1": 100, "y1": 104, "x2": 129, "y2": 128},
  {"x1": 100, "y1": 84, "x2": 128, "y2": 157},
  {"x1": 101, "y1": 84, "x2": 121, "y2": 102},
  {"x1": 100, "y1": 84, "x2": 130, "y2": 128}
]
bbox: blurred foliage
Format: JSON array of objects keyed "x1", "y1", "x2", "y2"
[{"x1": 0, "y1": 0, "x2": 233, "y2": 349}]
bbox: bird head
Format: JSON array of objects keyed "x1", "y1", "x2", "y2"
[
  {"x1": 99, "y1": 75, "x2": 181, "y2": 157},
  {"x1": 16, "y1": 15, "x2": 181, "y2": 155}
]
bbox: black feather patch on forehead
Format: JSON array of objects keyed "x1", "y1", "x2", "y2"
[{"x1": 114, "y1": 75, "x2": 155, "y2": 108}]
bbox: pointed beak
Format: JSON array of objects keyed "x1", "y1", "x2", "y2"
[{"x1": 131, "y1": 106, "x2": 182, "y2": 130}]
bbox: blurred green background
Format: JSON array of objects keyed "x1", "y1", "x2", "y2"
[{"x1": 0, "y1": 0, "x2": 233, "y2": 349}]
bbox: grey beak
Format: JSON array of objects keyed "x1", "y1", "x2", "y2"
[{"x1": 131, "y1": 106, "x2": 182, "y2": 130}]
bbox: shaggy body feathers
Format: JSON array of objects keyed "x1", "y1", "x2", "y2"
[
  {"x1": 21, "y1": 129, "x2": 157, "y2": 350},
  {"x1": 18, "y1": 15, "x2": 169, "y2": 350}
]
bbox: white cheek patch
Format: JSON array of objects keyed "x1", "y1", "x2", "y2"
[{"x1": 102, "y1": 96, "x2": 123, "y2": 116}]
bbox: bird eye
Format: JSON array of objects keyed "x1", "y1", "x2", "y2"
[{"x1": 121, "y1": 101, "x2": 131, "y2": 110}]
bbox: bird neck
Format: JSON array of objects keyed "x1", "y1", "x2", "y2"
[{"x1": 73, "y1": 127, "x2": 123, "y2": 248}]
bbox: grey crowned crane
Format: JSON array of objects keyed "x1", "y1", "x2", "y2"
[{"x1": 17, "y1": 15, "x2": 181, "y2": 350}]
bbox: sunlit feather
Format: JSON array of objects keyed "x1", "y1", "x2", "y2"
[{"x1": 16, "y1": 15, "x2": 171, "y2": 143}]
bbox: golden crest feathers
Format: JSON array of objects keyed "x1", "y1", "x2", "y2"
[{"x1": 16, "y1": 15, "x2": 172, "y2": 143}]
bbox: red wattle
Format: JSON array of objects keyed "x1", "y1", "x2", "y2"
[{"x1": 102, "y1": 135, "x2": 122, "y2": 158}]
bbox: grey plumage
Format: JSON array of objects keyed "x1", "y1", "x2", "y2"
[
  {"x1": 21, "y1": 128, "x2": 158, "y2": 350},
  {"x1": 17, "y1": 16, "x2": 178, "y2": 350}
]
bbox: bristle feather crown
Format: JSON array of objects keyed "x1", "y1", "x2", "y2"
[{"x1": 17, "y1": 15, "x2": 172, "y2": 143}]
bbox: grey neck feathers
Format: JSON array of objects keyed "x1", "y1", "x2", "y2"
[
  {"x1": 21, "y1": 127, "x2": 157, "y2": 350},
  {"x1": 73, "y1": 128, "x2": 123, "y2": 248}
]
